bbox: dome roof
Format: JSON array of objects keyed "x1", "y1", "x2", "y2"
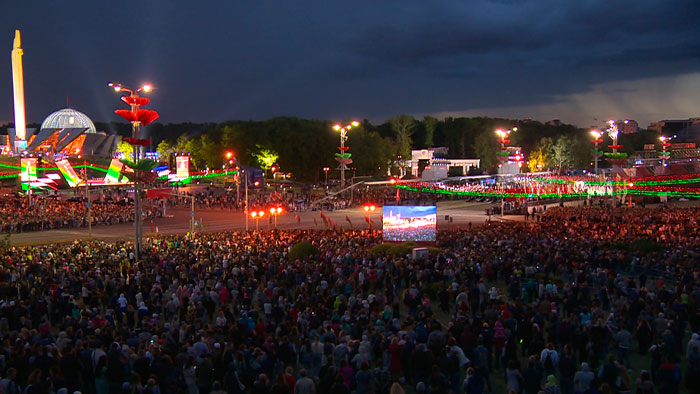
[{"x1": 41, "y1": 108, "x2": 97, "y2": 134}]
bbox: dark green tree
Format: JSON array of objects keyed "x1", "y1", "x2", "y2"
[{"x1": 389, "y1": 115, "x2": 417, "y2": 159}]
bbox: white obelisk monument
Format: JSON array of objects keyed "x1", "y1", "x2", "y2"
[{"x1": 11, "y1": 29, "x2": 26, "y2": 144}]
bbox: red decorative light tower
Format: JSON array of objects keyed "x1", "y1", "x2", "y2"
[
  {"x1": 109, "y1": 82, "x2": 159, "y2": 260},
  {"x1": 590, "y1": 129, "x2": 603, "y2": 174},
  {"x1": 333, "y1": 121, "x2": 359, "y2": 187},
  {"x1": 659, "y1": 135, "x2": 675, "y2": 167},
  {"x1": 604, "y1": 120, "x2": 627, "y2": 167},
  {"x1": 495, "y1": 128, "x2": 513, "y2": 166}
]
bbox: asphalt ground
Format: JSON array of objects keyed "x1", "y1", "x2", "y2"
[{"x1": 7, "y1": 200, "x2": 512, "y2": 245}]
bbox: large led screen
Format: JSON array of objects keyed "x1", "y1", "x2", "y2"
[{"x1": 382, "y1": 205, "x2": 437, "y2": 242}]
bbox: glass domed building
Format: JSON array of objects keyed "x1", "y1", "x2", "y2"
[
  {"x1": 26, "y1": 108, "x2": 118, "y2": 157},
  {"x1": 40, "y1": 108, "x2": 98, "y2": 134}
]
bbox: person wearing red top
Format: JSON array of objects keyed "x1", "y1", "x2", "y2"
[
  {"x1": 283, "y1": 366, "x2": 297, "y2": 392},
  {"x1": 289, "y1": 306, "x2": 299, "y2": 324},
  {"x1": 255, "y1": 321, "x2": 267, "y2": 338},
  {"x1": 388, "y1": 336, "x2": 403, "y2": 377},
  {"x1": 492, "y1": 321, "x2": 507, "y2": 370},
  {"x1": 218, "y1": 286, "x2": 229, "y2": 305}
]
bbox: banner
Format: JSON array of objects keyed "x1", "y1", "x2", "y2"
[
  {"x1": 105, "y1": 158, "x2": 127, "y2": 184},
  {"x1": 56, "y1": 159, "x2": 81, "y2": 187},
  {"x1": 176, "y1": 155, "x2": 189, "y2": 179}
]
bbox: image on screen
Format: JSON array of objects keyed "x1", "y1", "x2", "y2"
[{"x1": 382, "y1": 205, "x2": 437, "y2": 242}]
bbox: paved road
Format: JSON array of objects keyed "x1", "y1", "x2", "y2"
[{"x1": 8, "y1": 200, "x2": 516, "y2": 245}]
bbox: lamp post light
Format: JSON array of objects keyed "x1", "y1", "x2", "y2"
[
  {"x1": 495, "y1": 127, "x2": 517, "y2": 167},
  {"x1": 81, "y1": 163, "x2": 92, "y2": 237},
  {"x1": 604, "y1": 119, "x2": 628, "y2": 169},
  {"x1": 495, "y1": 127, "x2": 517, "y2": 216},
  {"x1": 333, "y1": 120, "x2": 359, "y2": 187},
  {"x1": 659, "y1": 135, "x2": 675, "y2": 167},
  {"x1": 362, "y1": 203, "x2": 376, "y2": 230},
  {"x1": 224, "y1": 150, "x2": 234, "y2": 185},
  {"x1": 591, "y1": 129, "x2": 603, "y2": 174},
  {"x1": 241, "y1": 168, "x2": 249, "y2": 231},
  {"x1": 606, "y1": 120, "x2": 621, "y2": 154},
  {"x1": 269, "y1": 206, "x2": 283, "y2": 228},
  {"x1": 250, "y1": 209, "x2": 265, "y2": 231},
  {"x1": 323, "y1": 166, "x2": 330, "y2": 186},
  {"x1": 109, "y1": 82, "x2": 158, "y2": 260}
]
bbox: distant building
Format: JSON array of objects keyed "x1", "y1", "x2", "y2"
[
  {"x1": 619, "y1": 119, "x2": 639, "y2": 134},
  {"x1": 648, "y1": 118, "x2": 700, "y2": 133},
  {"x1": 411, "y1": 148, "x2": 480, "y2": 179},
  {"x1": 677, "y1": 123, "x2": 700, "y2": 142},
  {"x1": 547, "y1": 119, "x2": 562, "y2": 126}
]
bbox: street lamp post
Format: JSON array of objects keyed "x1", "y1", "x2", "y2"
[
  {"x1": 495, "y1": 127, "x2": 517, "y2": 170},
  {"x1": 362, "y1": 203, "x2": 376, "y2": 230},
  {"x1": 109, "y1": 82, "x2": 158, "y2": 261},
  {"x1": 606, "y1": 120, "x2": 621, "y2": 155},
  {"x1": 659, "y1": 135, "x2": 675, "y2": 167},
  {"x1": 333, "y1": 121, "x2": 359, "y2": 187},
  {"x1": 323, "y1": 166, "x2": 330, "y2": 186},
  {"x1": 242, "y1": 169, "x2": 249, "y2": 231},
  {"x1": 591, "y1": 129, "x2": 603, "y2": 174},
  {"x1": 604, "y1": 120, "x2": 628, "y2": 207},
  {"x1": 225, "y1": 151, "x2": 233, "y2": 183},
  {"x1": 269, "y1": 206, "x2": 283, "y2": 228},
  {"x1": 495, "y1": 127, "x2": 516, "y2": 217},
  {"x1": 250, "y1": 209, "x2": 265, "y2": 231}
]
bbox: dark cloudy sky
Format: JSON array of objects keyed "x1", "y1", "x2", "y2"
[{"x1": 1, "y1": 0, "x2": 699, "y2": 129}]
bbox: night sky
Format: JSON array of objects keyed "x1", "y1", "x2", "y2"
[{"x1": 1, "y1": 1, "x2": 699, "y2": 129}]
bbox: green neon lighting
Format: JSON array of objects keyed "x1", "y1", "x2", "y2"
[{"x1": 395, "y1": 184, "x2": 700, "y2": 198}]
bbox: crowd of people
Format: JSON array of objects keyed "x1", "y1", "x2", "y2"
[
  {"x1": 0, "y1": 203, "x2": 698, "y2": 394},
  {"x1": 0, "y1": 195, "x2": 161, "y2": 233}
]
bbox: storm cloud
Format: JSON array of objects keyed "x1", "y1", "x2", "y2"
[{"x1": 0, "y1": 0, "x2": 698, "y2": 128}]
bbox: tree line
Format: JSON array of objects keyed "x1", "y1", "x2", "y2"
[{"x1": 6, "y1": 117, "x2": 663, "y2": 181}]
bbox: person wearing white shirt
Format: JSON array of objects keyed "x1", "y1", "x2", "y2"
[
  {"x1": 448, "y1": 337, "x2": 470, "y2": 368},
  {"x1": 540, "y1": 343, "x2": 559, "y2": 376}
]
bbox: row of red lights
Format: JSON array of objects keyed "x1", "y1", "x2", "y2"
[
  {"x1": 250, "y1": 206, "x2": 284, "y2": 218},
  {"x1": 362, "y1": 204, "x2": 376, "y2": 213}
]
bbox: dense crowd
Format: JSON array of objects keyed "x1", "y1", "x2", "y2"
[
  {"x1": 0, "y1": 196, "x2": 161, "y2": 233},
  {"x1": 0, "y1": 204, "x2": 698, "y2": 394}
]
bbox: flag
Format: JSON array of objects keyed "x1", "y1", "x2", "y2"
[
  {"x1": 345, "y1": 215, "x2": 353, "y2": 228},
  {"x1": 364, "y1": 216, "x2": 370, "y2": 224}
]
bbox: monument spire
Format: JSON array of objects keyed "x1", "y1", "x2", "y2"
[{"x1": 11, "y1": 29, "x2": 27, "y2": 143}]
